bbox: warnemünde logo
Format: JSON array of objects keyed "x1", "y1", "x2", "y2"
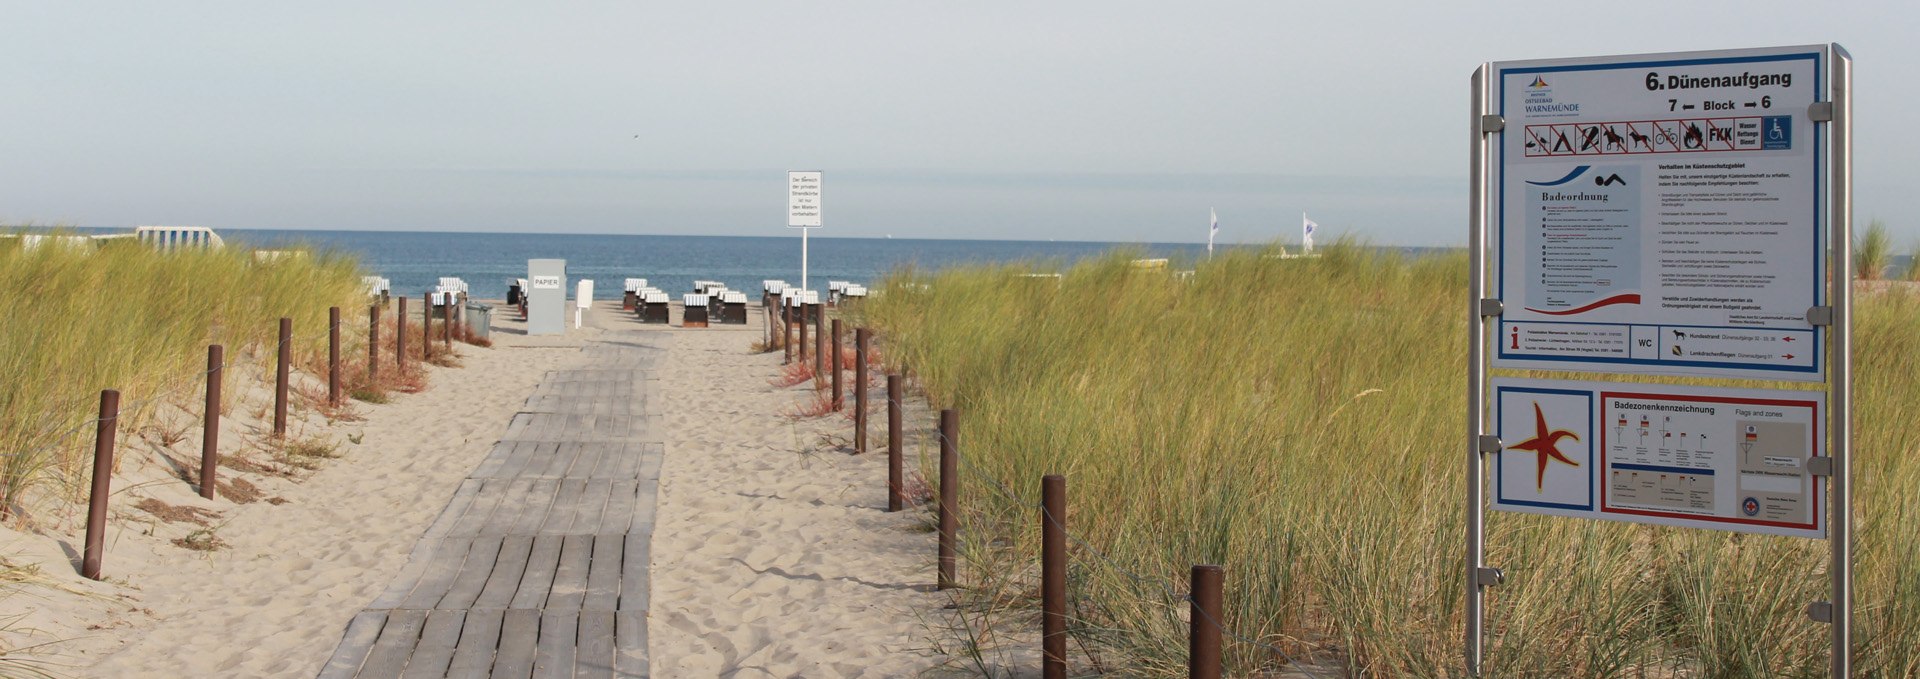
[{"x1": 1523, "y1": 75, "x2": 1580, "y2": 116}]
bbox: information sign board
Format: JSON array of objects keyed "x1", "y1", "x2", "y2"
[
  {"x1": 788, "y1": 170, "x2": 822, "y2": 228},
  {"x1": 1493, "y1": 46, "x2": 1827, "y2": 380},
  {"x1": 1491, "y1": 377, "x2": 1824, "y2": 538}
]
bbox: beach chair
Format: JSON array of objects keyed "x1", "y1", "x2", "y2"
[
  {"x1": 682, "y1": 293, "x2": 711, "y2": 327},
  {"x1": 720, "y1": 291, "x2": 748, "y2": 324},
  {"x1": 639, "y1": 291, "x2": 669, "y2": 324}
]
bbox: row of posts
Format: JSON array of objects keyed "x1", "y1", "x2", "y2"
[
  {"x1": 780, "y1": 309, "x2": 1232, "y2": 678},
  {"x1": 83, "y1": 300, "x2": 440, "y2": 581}
]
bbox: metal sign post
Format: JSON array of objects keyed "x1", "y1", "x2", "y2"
[
  {"x1": 789, "y1": 170, "x2": 823, "y2": 294},
  {"x1": 1467, "y1": 44, "x2": 1852, "y2": 676}
]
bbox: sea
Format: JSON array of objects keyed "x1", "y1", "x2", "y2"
[{"x1": 215, "y1": 229, "x2": 1235, "y2": 299}]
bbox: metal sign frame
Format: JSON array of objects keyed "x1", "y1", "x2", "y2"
[{"x1": 1466, "y1": 43, "x2": 1852, "y2": 676}]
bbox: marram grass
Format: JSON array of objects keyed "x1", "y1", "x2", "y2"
[
  {"x1": 0, "y1": 230, "x2": 367, "y2": 518},
  {"x1": 860, "y1": 242, "x2": 1919, "y2": 677}
]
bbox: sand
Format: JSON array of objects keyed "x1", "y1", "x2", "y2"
[
  {"x1": 645, "y1": 308, "x2": 951, "y2": 677},
  {"x1": 0, "y1": 306, "x2": 579, "y2": 676},
  {"x1": 0, "y1": 301, "x2": 967, "y2": 678}
]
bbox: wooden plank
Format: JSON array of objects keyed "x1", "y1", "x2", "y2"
[
  {"x1": 492, "y1": 609, "x2": 541, "y2": 679},
  {"x1": 368, "y1": 538, "x2": 445, "y2": 610},
  {"x1": 447, "y1": 479, "x2": 509, "y2": 538},
  {"x1": 511, "y1": 535, "x2": 565, "y2": 610},
  {"x1": 613, "y1": 611, "x2": 649, "y2": 679},
  {"x1": 446, "y1": 607, "x2": 505, "y2": 676},
  {"x1": 540, "y1": 480, "x2": 586, "y2": 535},
  {"x1": 572, "y1": 480, "x2": 613, "y2": 535},
  {"x1": 599, "y1": 481, "x2": 638, "y2": 535},
  {"x1": 315, "y1": 610, "x2": 386, "y2": 679},
  {"x1": 566, "y1": 442, "x2": 605, "y2": 479},
  {"x1": 470, "y1": 441, "x2": 516, "y2": 478},
  {"x1": 438, "y1": 536, "x2": 504, "y2": 610},
  {"x1": 400, "y1": 537, "x2": 474, "y2": 610},
  {"x1": 589, "y1": 442, "x2": 627, "y2": 479},
  {"x1": 631, "y1": 483, "x2": 658, "y2": 530},
  {"x1": 538, "y1": 441, "x2": 581, "y2": 478},
  {"x1": 484, "y1": 478, "x2": 539, "y2": 536},
  {"x1": 547, "y1": 534, "x2": 593, "y2": 611},
  {"x1": 533, "y1": 611, "x2": 578, "y2": 679},
  {"x1": 575, "y1": 610, "x2": 616, "y2": 679},
  {"x1": 501, "y1": 413, "x2": 533, "y2": 440},
  {"x1": 491, "y1": 441, "x2": 537, "y2": 479},
  {"x1": 620, "y1": 531, "x2": 651, "y2": 612},
  {"x1": 356, "y1": 608, "x2": 428, "y2": 679},
  {"x1": 637, "y1": 444, "x2": 663, "y2": 480},
  {"x1": 475, "y1": 535, "x2": 535, "y2": 609},
  {"x1": 583, "y1": 534, "x2": 623, "y2": 612},
  {"x1": 421, "y1": 479, "x2": 483, "y2": 539},
  {"x1": 398, "y1": 610, "x2": 466, "y2": 679},
  {"x1": 510, "y1": 479, "x2": 561, "y2": 536}
]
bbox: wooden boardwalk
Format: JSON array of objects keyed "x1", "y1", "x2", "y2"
[{"x1": 320, "y1": 340, "x2": 665, "y2": 678}]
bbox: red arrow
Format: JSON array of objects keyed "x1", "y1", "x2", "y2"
[
  {"x1": 1782, "y1": 336, "x2": 1796, "y2": 342},
  {"x1": 1783, "y1": 354, "x2": 1796, "y2": 360}
]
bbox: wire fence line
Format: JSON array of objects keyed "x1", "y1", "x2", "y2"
[{"x1": 941, "y1": 436, "x2": 1326, "y2": 678}]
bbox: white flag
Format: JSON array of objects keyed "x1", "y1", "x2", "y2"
[
  {"x1": 1302, "y1": 213, "x2": 1318, "y2": 253},
  {"x1": 1208, "y1": 207, "x2": 1219, "y2": 258}
]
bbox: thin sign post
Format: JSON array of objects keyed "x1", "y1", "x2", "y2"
[
  {"x1": 1468, "y1": 44, "x2": 1852, "y2": 676},
  {"x1": 788, "y1": 170, "x2": 822, "y2": 294}
]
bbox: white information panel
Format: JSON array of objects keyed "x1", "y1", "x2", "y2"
[
  {"x1": 788, "y1": 170, "x2": 822, "y2": 227},
  {"x1": 1493, "y1": 46, "x2": 1826, "y2": 380},
  {"x1": 1491, "y1": 377, "x2": 1824, "y2": 538}
]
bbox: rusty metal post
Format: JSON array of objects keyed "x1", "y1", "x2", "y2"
[
  {"x1": 397, "y1": 295, "x2": 410, "y2": 370},
  {"x1": 831, "y1": 319, "x2": 844, "y2": 409},
  {"x1": 855, "y1": 328, "x2": 870, "y2": 454},
  {"x1": 328, "y1": 306, "x2": 341, "y2": 406},
  {"x1": 1191, "y1": 565, "x2": 1224, "y2": 679},
  {"x1": 82, "y1": 389, "x2": 120, "y2": 580},
  {"x1": 274, "y1": 317, "x2": 291, "y2": 437},
  {"x1": 367, "y1": 303, "x2": 380, "y2": 385},
  {"x1": 938, "y1": 408, "x2": 958, "y2": 589},
  {"x1": 888, "y1": 374, "x2": 903, "y2": 512},
  {"x1": 200, "y1": 345, "x2": 222, "y2": 500},
  {"x1": 1043, "y1": 474, "x2": 1067, "y2": 679}
]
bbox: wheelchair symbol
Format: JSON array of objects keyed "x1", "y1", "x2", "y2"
[{"x1": 1769, "y1": 120, "x2": 1785, "y2": 141}]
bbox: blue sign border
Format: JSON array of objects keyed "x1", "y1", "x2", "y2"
[
  {"x1": 1494, "y1": 385, "x2": 1595, "y2": 512},
  {"x1": 1494, "y1": 50, "x2": 1825, "y2": 379}
]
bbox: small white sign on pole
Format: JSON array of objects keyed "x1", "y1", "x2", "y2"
[
  {"x1": 787, "y1": 171, "x2": 822, "y2": 227},
  {"x1": 788, "y1": 170, "x2": 822, "y2": 295}
]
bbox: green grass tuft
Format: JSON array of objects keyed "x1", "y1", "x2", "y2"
[{"x1": 862, "y1": 240, "x2": 1920, "y2": 676}]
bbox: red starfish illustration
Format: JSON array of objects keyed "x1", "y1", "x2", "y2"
[{"x1": 1507, "y1": 402, "x2": 1581, "y2": 490}]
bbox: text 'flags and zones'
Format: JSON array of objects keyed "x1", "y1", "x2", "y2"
[{"x1": 1524, "y1": 116, "x2": 1794, "y2": 157}]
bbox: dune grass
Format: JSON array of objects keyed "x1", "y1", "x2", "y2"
[
  {"x1": 1857, "y1": 219, "x2": 1892, "y2": 281},
  {"x1": 0, "y1": 230, "x2": 370, "y2": 519},
  {"x1": 859, "y1": 242, "x2": 1919, "y2": 677}
]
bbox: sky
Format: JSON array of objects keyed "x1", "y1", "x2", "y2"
[{"x1": 3, "y1": 1, "x2": 1916, "y2": 246}]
